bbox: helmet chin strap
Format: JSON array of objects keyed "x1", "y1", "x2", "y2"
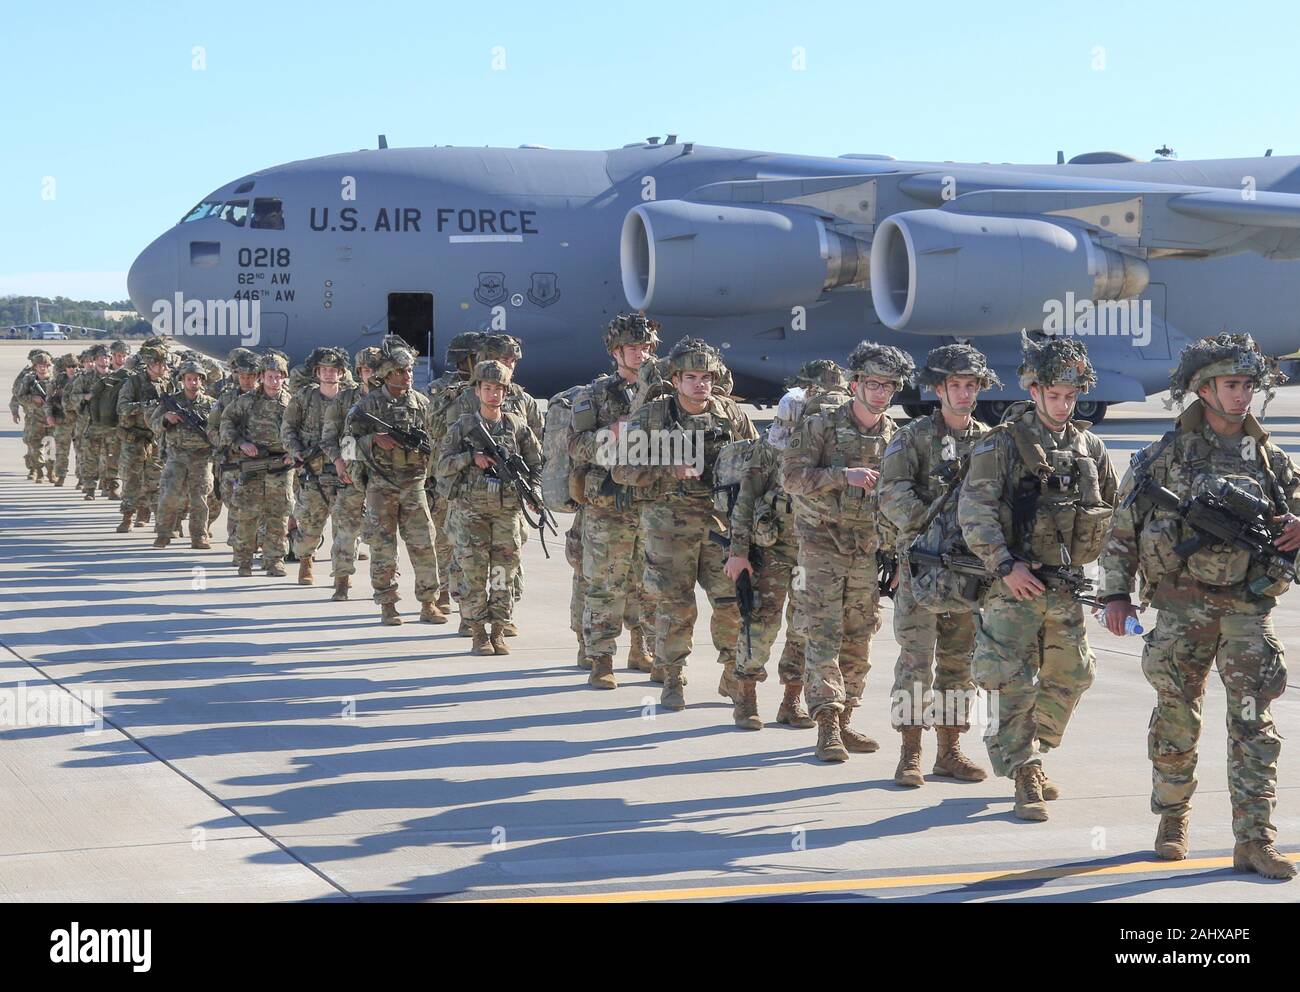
[{"x1": 1200, "y1": 381, "x2": 1248, "y2": 424}]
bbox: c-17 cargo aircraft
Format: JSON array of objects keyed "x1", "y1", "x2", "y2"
[{"x1": 127, "y1": 138, "x2": 1300, "y2": 422}]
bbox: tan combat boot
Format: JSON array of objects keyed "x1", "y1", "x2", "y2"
[
  {"x1": 435, "y1": 587, "x2": 451, "y2": 612},
  {"x1": 649, "y1": 663, "x2": 665, "y2": 684},
  {"x1": 490, "y1": 625, "x2": 510, "y2": 655},
  {"x1": 297, "y1": 556, "x2": 315, "y2": 585},
  {"x1": 420, "y1": 601, "x2": 448, "y2": 624},
  {"x1": 380, "y1": 602, "x2": 403, "y2": 626},
  {"x1": 192, "y1": 533, "x2": 211, "y2": 550},
  {"x1": 1154, "y1": 814, "x2": 1190, "y2": 861},
  {"x1": 54, "y1": 474, "x2": 66, "y2": 487},
  {"x1": 106, "y1": 480, "x2": 121, "y2": 499},
  {"x1": 471, "y1": 624, "x2": 494, "y2": 656},
  {"x1": 839, "y1": 709, "x2": 879, "y2": 753},
  {"x1": 457, "y1": 619, "x2": 473, "y2": 637},
  {"x1": 136, "y1": 506, "x2": 151, "y2": 526},
  {"x1": 331, "y1": 576, "x2": 350, "y2": 601},
  {"x1": 933, "y1": 727, "x2": 987, "y2": 781},
  {"x1": 1040, "y1": 772, "x2": 1061, "y2": 801},
  {"x1": 265, "y1": 560, "x2": 287, "y2": 577},
  {"x1": 1233, "y1": 840, "x2": 1297, "y2": 879},
  {"x1": 894, "y1": 726, "x2": 925, "y2": 787},
  {"x1": 1013, "y1": 765, "x2": 1050, "y2": 821},
  {"x1": 815, "y1": 708, "x2": 849, "y2": 762},
  {"x1": 627, "y1": 627, "x2": 654, "y2": 672},
  {"x1": 115, "y1": 511, "x2": 134, "y2": 533},
  {"x1": 589, "y1": 656, "x2": 617, "y2": 690},
  {"x1": 733, "y1": 679, "x2": 762, "y2": 730},
  {"x1": 717, "y1": 661, "x2": 741, "y2": 703},
  {"x1": 499, "y1": 621, "x2": 518, "y2": 638},
  {"x1": 577, "y1": 640, "x2": 593, "y2": 670},
  {"x1": 152, "y1": 534, "x2": 170, "y2": 549},
  {"x1": 775, "y1": 684, "x2": 814, "y2": 729},
  {"x1": 83, "y1": 490, "x2": 95, "y2": 501},
  {"x1": 236, "y1": 560, "x2": 254, "y2": 578},
  {"x1": 661, "y1": 668, "x2": 686, "y2": 711}
]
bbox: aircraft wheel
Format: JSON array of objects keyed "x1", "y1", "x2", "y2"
[
  {"x1": 976, "y1": 400, "x2": 1010, "y2": 424},
  {"x1": 1074, "y1": 400, "x2": 1107, "y2": 424},
  {"x1": 901, "y1": 403, "x2": 931, "y2": 419}
]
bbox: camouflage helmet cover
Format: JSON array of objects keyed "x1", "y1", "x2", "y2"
[
  {"x1": 177, "y1": 360, "x2": 207, "y2": 378},
  {"x1": 665, "y1": 336, "x2": 724, "y2": 377},
  {"x1": 917, "y1": 343, "x2": 1003, "y2": 390},
  {"x1": 846, "y1": 341, "x2": 915, "y2": 386},
  {"x1": 445, "y1": 331, "x2": 485, "y2": 367},
  {"x1": 603, "y1": 312, "x2": 661, "y2": 352},
  {"x1": 354, "y1": 346, "x2": 382, "y2": 371},
  {"x1": 478, "y1": 333, "x2": 522, "y2": 362},
  {"x1": 258, "y1": 352, "x2": 290, "y2": 374},
  {"x1": 1017, "y1": 333, "x2": 1097, "y2": 393},
  {"x1": 1169, "y1": 332, "x2": 1286, "y2": 404},
  {"x1": 471, "y1": 359, "x2": 513, "y2": 386},
  {"x1": 787, "y1": 359, "x2": 848, "y2": 393}
]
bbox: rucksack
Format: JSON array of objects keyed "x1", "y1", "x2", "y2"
[
  {"x1": 90, "y1": 368, "x2": 130, "y2": 427},
  {"x1": 542, "y1": 384, "x2": 586, "y2": 513},
  {"x1": 712, "y1": 438, "x2": 756, "y2": 516}
]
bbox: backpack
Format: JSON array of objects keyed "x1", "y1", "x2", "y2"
[
  {"x1": 90, "y1": 368, "x2": 130, "y2": 427},
  {"x1": 542, "y1": 384, "x2": 586, "y2": 513},
  {"x1": 712, "y1": 438, "x2": 756, "y2": 516}
]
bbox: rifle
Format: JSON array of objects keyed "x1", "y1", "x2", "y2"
[
  {"x1": 877, "y1": 550, "x2": 899, "y2": 600},
  {"x1": 1139, "y1": 477, "x2": 1297, "y2": 595},
  {"x1": 159, "y1": 393, "x2": 209, "y2": 435},
  {"x1": 352, "y1": 409, "x2": 433, "y2": 454},
  {"x1": 709, "y1": 530, "x2": 763, "y2": 662},
  {"x1": 221, "y1": 445, "x2": 294, "y2": 482},
  {"x1": 296, "y1": 444, "x2": 333, "y2": 505},
  {"x1": 712, "y1": 482, "x2": 740, "y2": 517},
  {"x1": 467, "y1": 414, "x2": 559, "y2": 557},
  {"x1": 907, "y1": 547, "x2": 1108, "y2": 609}
]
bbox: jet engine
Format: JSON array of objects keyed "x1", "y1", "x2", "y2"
[
  {"x1": 620, "y1": 200, "x2": 868, "y2": 316},
  {"x1": 869, "y1": 209, "x2": 1149, "y2": 335}
]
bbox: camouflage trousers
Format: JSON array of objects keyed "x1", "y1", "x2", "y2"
[
  {"x1": 80, "y1": 426, "x2": 119, "y2": 493},
  {"x1": 797, "y1": 528, "x2": 882, "y2": 717},
  {"x1": 1141, "y1": 580, "x2": 1286, "y2": 844},
  {"x1": 972, "y1": 584, "x2": 1095, "y2": 778},
  {"x1": 581, "y1": 504, "x2": 653, "y2": 661},
  {"x1": 232, "y1": 467, "x2": 293, "y2": 566},
  {"x1": 291, "y1": 471, "x2": 342, "y2": 560},
  {"x1": 329, "y1": 473, "x2": 367, "y2": 578},
  {"x1": 733, "y1": 545, "x2": 806, "y2": 685},
  {"x1": 50, "y1": 424, "x2": 74, "y2": 479},
  {"x1": 567, "y1": 510, "x2": 585, "y2": 640},
  {"x1": 22, "y1": 417, "x2": 50, "y2": 472},
  {"x1": 216, "y1": 465, "x2": 240, "y2": 545},
  {"x1": 119, "y1": 436, "x2": 162, "y2": 514},
  {"x1": 364, "y1": 479, "x2": 438, "y2": 604},
  {"x1": 432, "y1": 490, "x2": 454, "y2": 598},
  {"x1": 157, "y1": 449, "x2": 213, "y2": 537},
  {"x1": 72, "y1": 416, "x2": 88, "y2": 481},
  {"x1": 447, "y1": 501, "x2": 521, "y2": 624},
  {"x1": 891, "y1": 564, "x2": 978, "y2": 730},
  {"x1": 641, "y1": 502, "x2": 740, "y2": 670}
]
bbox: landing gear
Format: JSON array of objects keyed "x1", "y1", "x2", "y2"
[
  {"x1": 976, "y1": 400, "x2": 1010, "y2": 425},
  {"x1": 901, "y1": 403, "x2": 933, "y2": 419},
  {"x1": 1074, "y1": 400, "x2": 1108, "y2": 424}
]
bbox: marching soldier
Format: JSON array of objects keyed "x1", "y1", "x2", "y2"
[
  {"x1": 281, "y1": 347, "x2": 350, "y2": 585},
  {"x1": 77, "y1": 345, "x2": 116, "y2": 500},
  {"x1": 958, "y1": 335, "x2": 1117, "y2": 821},
  {"x1": 1100, "y1": 333, "x2": 1299, "y2": 878},
  {"x1": 782, "y1": 342, "x2": 912, "y2": 761},
  {"x1": 149, "y1": 360, "x2": 217, "y2": 549},
  {"x1": 435, "y1": 360, "x2": 543, "y2": 655},
  {"x1": 68, "y1": 349, "x2": 95, "y2": 488},
  {"x1": 879, "y1": 344, "x2": 996, "y2": 786},
  {"x1": 610, "y1": 337, "x2": 759, "y2": 711},
  {"x1": 209, "y1": 349, "x2": 261, "y2": 551},
  {"x1": 46, "y1": 355, "x2": 80, "y2": 485},
  {"x1": 569, "y1": 313, "x2": 659, "y2": 689},
  {"x1": 115, "y1": 345, "x2": 170, "y2": 532},
  {"x1": 344, "y1": 344, "x2": 445, "y2": 625},
  {"x1": 319, "y1": 347, "x2": 379, "y2": 601},
  {"x1": 102, "y1": 340, "x2": 130, "y2": 492},
  {"x1": 220, "y1": 353, "x2": 294, "y2": 577},
  {"x1": 13, "y1": 350, "x2": 54, "y2": 481}
]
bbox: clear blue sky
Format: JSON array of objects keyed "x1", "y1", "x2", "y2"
[{"x1": 3, "y1": 0, "x2": 1298, "y2": 301}]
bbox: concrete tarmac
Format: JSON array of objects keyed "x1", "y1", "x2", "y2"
[{"x1": 1, "y1": 340, "x2": 1297, "y2": 902}]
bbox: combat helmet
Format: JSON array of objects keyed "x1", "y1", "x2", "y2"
[
  {"x1": 177, "y1": 360, "x2": 207, "y2": 379},
  {"x1": 665, "y1": 336, "x2": 724, "y2": 377},
  {"x1": 471, "y1": 359, "x2": 513, "y2": 386},
  {"x1": 787, "y1": 359, "x2": 848, "y2": 394},
  {"x1": 306, "y1": 346, "x2": 348, "y2": 372},
  {"x1": 258, "y1": 352, "x2": 289, "y2": 375},
  {"x1": 445, "y1": 332, "x2": 485, "y2": 373},
  {"x1": 603, "y1": 313, "x2": 661, "y2": 353},
  {"x1": 479, "y1": 333, "x2": 522, "y2": 363},
  {"x1": 846, "y1": 341, "x2": 915, "y2": 386},
  {"x1": 1017, "y1": 333, "x2": 1096, "y2": 393},
  {"x1": 1169, "y1": 332, "x2": 1285, "y2": 407},
  {"x1": 917, "y1": 343, "x2": 1002, "y2": 391}
]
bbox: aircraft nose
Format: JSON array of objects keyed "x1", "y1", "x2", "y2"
[{"x1": 127, "y1": 232, "x2": 177, "y2": 321}]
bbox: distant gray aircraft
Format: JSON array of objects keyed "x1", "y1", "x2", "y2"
[{"x1": 128, "y1": 139, "x2": 1300, "y2": 422}]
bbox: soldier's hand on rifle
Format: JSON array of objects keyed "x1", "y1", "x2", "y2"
[
  {"x1": 374, "y1": 433, "x2": 397, "y2": 451},
  {"x1": 282, "y1": 454, "x2": 294, "y2": 466},
  {"x1": 163, "y1": 411, "x2": 181, "y2": 425},
  {"x1": 335, "y1": 458, "x2": 353, "y2": 485},
  {"x1": 45, "y1": 416, "x2": 56, "y2": 428},
  {"x1": 845, "y1": 466, "x2": 879, "y2": 490},
  {"x1": 1103, "y1": 597, "x2": 1140, "y2": 637},
  {"x1": 239, "y1": 442, "x2": 260, "y2": 457},
  {"x1": 1004, "y1": 561, "x2": 1046, "y2": 600},
  {"x1": 724, "y1": 555, "x2": 753, "y2": 582},
  {"x1": 473, "y1": 452, "x2": 496, "y2": 471},
  {"x1": 890, "y1": 568, "x2": 901, "y2": 592},
  {"x1": 1272, "y1": 513, "x2": 1300, "y2": 552}
]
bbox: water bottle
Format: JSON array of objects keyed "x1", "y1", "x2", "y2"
[{"x1": 1098, "y1": 613, "x2": 1144, "y2": 636}]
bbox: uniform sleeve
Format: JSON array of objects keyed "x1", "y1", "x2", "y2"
[
  {"x1": 1098, "y1": 463, "x2": 1143, "y2": 599},
  {"x1": 958, "y1": 435, "x2": 1012, "y2": 571},
  {"x1": 519, "y1": 423, "x2": 544, "y2": 473},
  {"x1": 728, "y1": 448, "x2": 772, "y2": 561},
  {"x1": 280, "y1": 393, "x2": 307, "y2": 460},
  {"x1": 568, "y1": 386, "x2": 606, "y2": 466},
  {"x1": 1095, "y1": 436, "x2": 1120, "y2": 508},
  {"x1": 734, "y1": 407, "x2": 760, "y2": 441},
  {"x1": 878, "y1": 428, "x2": 928, "y2": 540},
  {"x1": 780, "y1": 416, "x2": 842, "y2": 496},
  {"x1": 320, "y1": 397, "x2": 345, "y2": 462},
  {"x1": 218, "y1": 396, "x2": 244, "y2": 451},
  {"x1": 146, "y1": 399, "x2": 168, "y2": 435},
  {"x1": 609, "y1": 406, "x2": 671, "y2": 488},
  {"x1": 1269, "y1": 444, "x2": 1300, "y2": 515},
  {"x1": 435, "y1": 420, "x2": 473, "y2": 481},
  {"x1": 116, "y1": 377, "x2": 141, "y2": 426}
]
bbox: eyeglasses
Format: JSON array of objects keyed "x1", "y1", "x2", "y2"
[{"x1": 857, "y1": 379, "x2": 897, "y2": 394}]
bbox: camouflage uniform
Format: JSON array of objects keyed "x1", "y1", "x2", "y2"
[
  {"x1": 1100, "y1": 334, "x2": 1298, "y2": 873},
  {"x1": 149, "y1": 363, "x2": 217, "y2": 543},
  {"x1": 65, "y1": 352, "x2": 97, "y2": 486},
  {"x1": 14, "y1": 358, "x2": 54, "y2": 480},
  {"x1": 610, "y1": 338, "x2": 758, "y2": 709},
  {"x1": 102, "y1": 341, "x2": 130, "y2": 486},
  {"x1": 427, "y1": 332, "x2": 483, "y2": 608},
  {"x1": 208, "y1": 350, "x2": 260, "y2": 546},
  {"x1": 571, "y1": 315, "x2": 660, "y2": 684},
  {"x1": 435, "y1": 361, "x2": 543, "y2": 645},
  {"x1": 116, "y1": 351, "x2": 169, "y2": 522},
  {"x1": 79, "y1": 360, "x2": 122, "y2": 497},
  {"x1": 344, "y1": 347, "x2": 441, "y2": 615},
  {"x1": 318, "y1": 348, "x2": 378, "y2": 594},
  {"x1": 45, "y1": 357, "x2": 80, "y2": 484},
  {"x1": 958, "y1": 337, "x2": 1117, "y2": 816},
  {"x1": 220, "y1": 355, "x2": 294, "y2": 572}
]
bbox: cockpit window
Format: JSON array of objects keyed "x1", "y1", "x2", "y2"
[
  {"x1": 180, "y1": 199, "x2": 254, "y2": 226},
  {"x1": 181, "y1": 201, "x2": 219, "y2": 224},
  {"x1": 216, "y1": 200, "x2": 249, "y2": 227},
  {"x1": 251, "y1": 198, "x2": 284, "y2": 230}
]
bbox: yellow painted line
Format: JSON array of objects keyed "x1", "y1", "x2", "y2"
[{"x1": 472, "y1": 852, "x2": 1296, "y2": 903}]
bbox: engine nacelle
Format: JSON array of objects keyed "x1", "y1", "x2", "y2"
[
  {"x1": 870, "y1": 209, "x2": 1149, "y2": 335},
  {"x1": 621, "y1": 200, "x2": 867, "y2": 316}
]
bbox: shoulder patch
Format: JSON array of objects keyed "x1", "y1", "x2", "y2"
[
  {"x1": 971, "y1": 438, "x2": 998, "y2": 455},
  {"x1": 883, "y1": 435, "x2": 906, "y2": 459}
]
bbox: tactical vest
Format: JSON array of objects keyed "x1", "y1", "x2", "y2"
[
  {"x1": 793, "y1": 403, "x2": 896, "y2": 529},
  {"x1": 90, "y1": 368, "x2": 129, "y2": 427},
  {"x1": 570, "y1": 374, "x2": 638, "y2": 511},
  {"x1": 446, "y1": 412, "x2": 530, "y2": 507},
  {"x1": 628, "y1": 395, "x2": 740, "y2": 502}
]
